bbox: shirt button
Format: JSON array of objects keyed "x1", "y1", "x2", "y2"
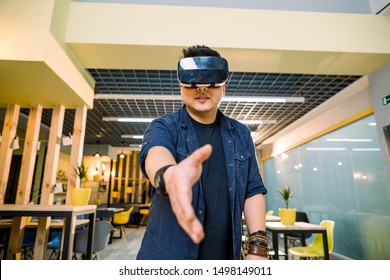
[
  {"x1": 229, "y1": 163, "x2": 233, "y2": 167},
  {"x1": 229, "y1": 187, "x2": 232, "y2": 191},
  {"x1": 240, "y1": 155, "x2": 244, "y2": 159},
  {"x1": 228, "y1": 140, "x2": 232, "y2": 144},
  {"x1": 198, "y1": 210, "x2": 203, "y2": 215}
]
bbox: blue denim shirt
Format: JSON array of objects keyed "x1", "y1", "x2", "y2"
[{"x1": 137, "y1": 106, "x2": 267, "y2": 260}]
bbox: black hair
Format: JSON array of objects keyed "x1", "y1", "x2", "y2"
[{"x1": 182, "y1": 45, "x2": 221, "y2": 58}]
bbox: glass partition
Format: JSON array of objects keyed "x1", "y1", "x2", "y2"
[{"x1": 263, "y1": 114, "x2": 390, "y2": 259}]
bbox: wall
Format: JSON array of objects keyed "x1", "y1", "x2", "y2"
[
  {"x1": 263, "y1": 114, "x2": 390, "y2": 259},
  {"x1": 369, "y1": 0, "x2": 390, "y2": 13},
  {"x1": 368, "y1": 61, "x2": 390, "y2": 195},
  {"x1": 260, "y1": 62, "x2": 390, "y2": 259},
  {"x1": 260, "y1": 77, "x2": 372, "y2": 159},
  {"x1": 75, "y1": 0, "x2": 372, "y2": 14}
]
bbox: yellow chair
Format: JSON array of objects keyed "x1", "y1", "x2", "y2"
[
  {"x1": 112, "y1": 207, "x2": 134, "y2": 239},
  {"x1": 288, "y1": 220, "x2": 335, "y2": 260},
  {"x1": 266, "y1": 210, "x2": 273, "y2": 216},
  {"x1": 139, "y1": 203, "x2": 151, "y2": 226}
]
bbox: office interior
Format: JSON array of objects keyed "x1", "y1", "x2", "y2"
[{"x1": 0, "y1": 0, "x2": 390, "y2": 260}]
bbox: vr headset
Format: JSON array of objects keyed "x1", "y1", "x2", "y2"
[{"x1": 177, "y1": 56, "x2": 229, "y2": 88}]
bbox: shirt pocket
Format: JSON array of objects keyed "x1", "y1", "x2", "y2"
[
  {"x1": 234, "y1": 150, "x2": 250, "y2": 187},
  {"x1": 176, "y1": 146, "x2": 188, "y2": 163}
]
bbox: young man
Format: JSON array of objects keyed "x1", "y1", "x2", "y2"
[{"x1": 137, "y1": 45, "x2": 268, "y2": 260}]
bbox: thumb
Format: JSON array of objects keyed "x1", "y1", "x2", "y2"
[{"x1": 189, "y1": 144, "x2": 212, "y2": 166}]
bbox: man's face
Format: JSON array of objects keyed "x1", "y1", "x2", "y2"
[{"x1": 180, "y1": 84, "x2": 226, "y2": 122}]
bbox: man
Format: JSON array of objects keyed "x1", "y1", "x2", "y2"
[{"x1": 137, "y1": 45, "x2": 268, "y2": 260}]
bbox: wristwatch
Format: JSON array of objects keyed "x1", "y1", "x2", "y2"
[{"x1": 154, "y1": 164, "x2": 174, "y2": 196}]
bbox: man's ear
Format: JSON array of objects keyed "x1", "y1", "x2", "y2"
[
  {"x1": 179, "y1": 84, "x2": 184, "y2": 96},
  {"x1": 222, "y1": 84, "x2": 227, "y2": 96}
]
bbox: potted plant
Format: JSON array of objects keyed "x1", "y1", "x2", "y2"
[
  {"x1": 71, "y1": 161, "x2": 91, "y2": 206},
  {"x1": 277, "y1": 186, "x2": 296, "y2": 225},
  {"x1": 73, "y1": 161, "x2": 89, "y2": 187}
]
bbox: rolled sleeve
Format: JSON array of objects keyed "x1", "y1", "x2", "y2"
[
  {"x1": 138, "y1": 117, "x2": 178, "y2": 179},
  {"x1": 245, "y1": 142, "x2": 268, "y2": 199}
]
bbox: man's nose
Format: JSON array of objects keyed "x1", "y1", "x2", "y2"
[{"x1": 196, "y1": 87, "x2": 208, "y2": 91}]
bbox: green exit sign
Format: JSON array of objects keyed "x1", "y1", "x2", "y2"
[{"x1": 383, "y1": 94, "x2": 390, "y2": 106}]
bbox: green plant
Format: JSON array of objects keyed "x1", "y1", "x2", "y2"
[
  {"x1": 277, "y1": 186, "x2": 294, "y2": 209},
  {"x1": 73, "y1": 161, "x2": 89, "y2": 182}
]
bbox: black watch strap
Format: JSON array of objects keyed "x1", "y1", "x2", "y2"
[{"x1": 154, "y1": 164, "x2": 174, "y2": 196}]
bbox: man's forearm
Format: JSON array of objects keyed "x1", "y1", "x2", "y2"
[
  {"x1": 244, "y1": 194, "x2": 266, "y2": 233},
  {"x1": 145, "y1": 146, "x2": 177, "y2": 187}
]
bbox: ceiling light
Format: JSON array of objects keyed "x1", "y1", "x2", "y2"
[
  {"x1": 95, "y1": 94, "x2": 304, "y2": 103},
  {"x1": 105, "y1": 117, "x2": 276, "y2": 124},
  {"x1": 222, "y1": 96, "x2": 304, "y2": 103},
  {"x1": 119, "y1": 141, "x2": 126, "y2": 158},
  {"x1": 306, "y1": 147, "x2": 347, "y2": 151},
  {"x1": 326, "y1": 138, "x2": 372, "y2": 142},
  {"x1": 129, "y1": 144, "x2": 142, "y2": 148},
  {"x1": 239, "y1": 120, "x2": 277, "y2": 125},
  {"x1": 93, "y1": 141, "x2": 102, "y2": 157},
  {"x1": 103, "y1": 117, "x2": 154, "y2": 122},
  {"x1": 121, "y1": 135, "x2": 144, "y2": 139},
  {"x1": 352, "y1": 148, "x2": 381, "y2": 151}
]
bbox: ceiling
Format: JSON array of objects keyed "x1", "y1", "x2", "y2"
[
  {"x1": 26, "y1": 69, "x2": 360, "y2": 149},
  {"x1": 9, "y1": 2, "x2": 386, "y2": 150}
]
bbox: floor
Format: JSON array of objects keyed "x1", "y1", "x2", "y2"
[
  {"x1": 98, "y1": 226, "x2": 146, "y2": 260},
  {"x1": 96, "y1": 225, "x2": 290, "y2": 260}
]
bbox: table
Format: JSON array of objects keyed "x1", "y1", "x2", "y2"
[
  {"x1": 266, "y1": 221, "x2": 329, "y2": 260},
  {"x1": 0, "y1": 218, "x2": 89, "y2": 229},
  {"x1": 266, "y1": 215, "x2": 281, "y2": 222},
  {"x1": 0, "y1": 204, "x2": 96, "y2": 260},
  {"x1": 96, "y1": 207, "x2": 124, "y2": 220}
]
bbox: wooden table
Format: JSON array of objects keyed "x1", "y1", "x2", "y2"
[
  {"x1": 0, "y1": 218, "x2": 89, "y2": 229},
  {"x1": 266, "y1": 221, "x2": 329, "y2": 260},
  {"x1": 266, "y1": 215, "x2": 281, "y2": 222},
  {"x1": 0, "y1": 204, "x2": 96, "y2": 260}
]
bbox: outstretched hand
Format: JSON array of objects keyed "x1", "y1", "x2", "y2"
[{"x1": 164, "y1": 144, "x2": 212, "y2": 244}]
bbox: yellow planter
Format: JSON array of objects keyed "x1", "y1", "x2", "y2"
[
  {"x1": 279, "y1": 208, "x2": 296, "y2": 225},
  {"x1": 71, "y1": 188, "x2": 91, "y2": 206},
  {"x1": 94, "y1": 198, "x2": 102, "y2": 205}
]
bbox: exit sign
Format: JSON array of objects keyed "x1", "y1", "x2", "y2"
[{"x1": 383, "y1": 94, "x2": 390, "y2": 106}]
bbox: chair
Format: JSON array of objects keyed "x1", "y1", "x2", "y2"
[
  {"x1": 73, "y1": 220, "x2": 114, "y2": 260},
  {"x1": 283, "y1": 211, "x2": 312, "y2": 247},
  {"x1": 266, "y1": 210, "x2": 273, "y2": 216},
  {"x1": 47, "y1": 230, "x2": 62, "y2": 260},
  {"x1": 112, "y1": 207, "x2": 134, "y2": 239},
  {"x1": 21, "y1": 229, "x2": 36, "y2": 260},
  {"x1": 288, "y1": 220, "x2": 335, "y2": 260},
  {"x1": 139, "y1": 203, "x2": 151, "y2": 226}
]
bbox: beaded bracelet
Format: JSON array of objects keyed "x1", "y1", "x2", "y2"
[
  {"x1": 247, "y1": 239, "x2": 269, "y2": 248},
  {"x1": 243, "y1": 230, "x2": 270, "y2": 258},
  {"x1": 248, "y1": 230, "x2": 267, "y2": 238}
]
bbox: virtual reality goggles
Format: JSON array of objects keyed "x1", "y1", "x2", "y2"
[{"x1": 177, "y1": 56, "x2": 229, "y2": 88}]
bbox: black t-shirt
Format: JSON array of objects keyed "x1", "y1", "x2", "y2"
[{"x1": 192, "y1": 117, "x2": 233, "y2": 260}]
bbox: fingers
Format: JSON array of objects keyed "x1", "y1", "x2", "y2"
[
  {"x1": 163, "y1": 145, "x2": 211, "y2": 244},
  {"x1": 189, "y1": 144, "x2": 212, "y2": 166},
  {"x1": 175, "y1": 207, "x2": 204, "y2": 244}
]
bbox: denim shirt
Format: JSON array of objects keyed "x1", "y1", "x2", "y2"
[{"x1": 137, "y1": 106, "x2": 267, "y2": 260}]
